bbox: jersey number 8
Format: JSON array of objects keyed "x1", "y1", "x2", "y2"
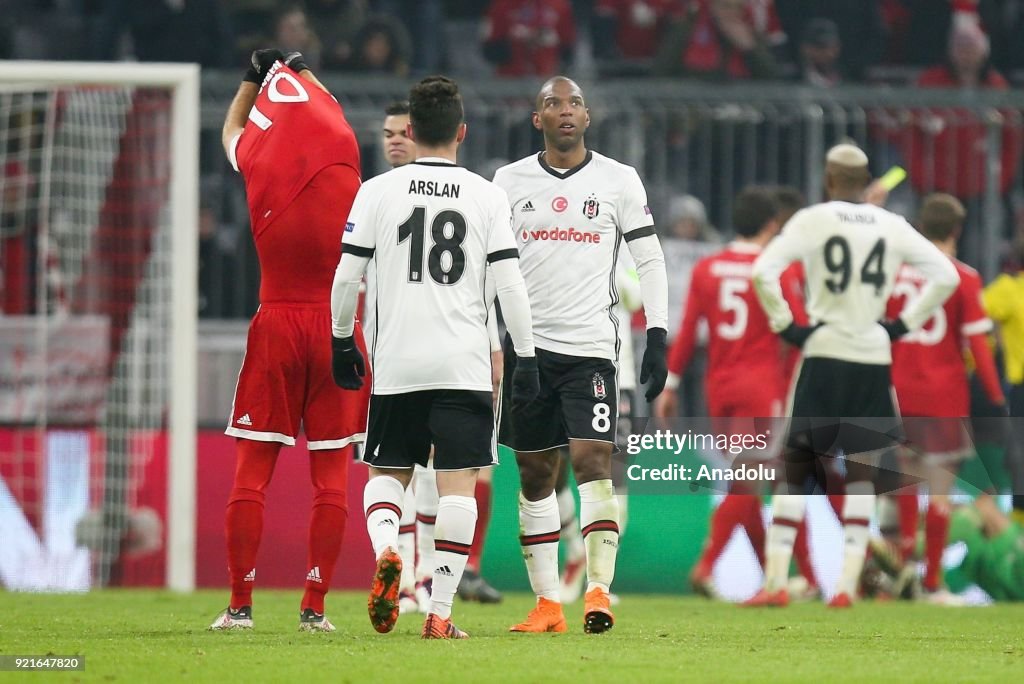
[{"x1": 398, "y1": 206, "x2": 468, "y2": 286}]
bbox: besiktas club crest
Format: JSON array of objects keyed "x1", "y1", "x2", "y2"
[
  {"x1": 583, "y1": 196, "x2": 600, "y2": 219},
  {"x1": 592, "y1": 372, "x2": 607, "y2": 399}
]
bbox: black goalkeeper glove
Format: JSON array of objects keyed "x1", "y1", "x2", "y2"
[
  {"x1": 640, "y1": 327, "x2": 668, "y2": 402},
  {"x1": 880, "y1": 318, "x2": 910, "y2": 342},
  {"x1": 331, "y1": 335, "x2": 365, "y2": 390},
  {"x1": 511, "y1": 355, "x2": 540, "y2": 407},
  {"x1": 779, "y1": 322, "x2": 822, "y2": 349}
]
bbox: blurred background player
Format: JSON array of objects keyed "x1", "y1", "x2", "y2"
[
  {"x1": 210, "y1": 50, "x2": 369, "y2": 632},
  {"x1": 982, "y1": 238, "x2": 1024, "y2": 525},
  {"x1": 330, "y1": 76, "x2": 537, "y2": 639},
  {"x1": 750, "y1": 144, "x2": 959, "y2": 608},
  {"x1": 558, "y1": 255, "x2": 642, "y2": 604},
  {"x1": 654, "y1": 186, "x2": 824, "y2": 599},
  {"x1": 886, "y1": 193, "x2": 1006, "y2": 601},
  {"x1": 494, "y1": 76, "x2": 669, "y2": 634},
  {"x1": 377, "y1": 101, "x2": 504, "y2": 611}
]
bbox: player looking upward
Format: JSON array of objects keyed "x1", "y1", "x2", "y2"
[
  {"x1": 331, "y1": 76, "x2": 538, "y2": 639},
  {"x1": 887, "y1": 193, "x2": 1005, "y2": 598},
  {"x1": 493, "y1": 76, "x2": 669, "y2": 634},
  {"x1": 210, "y1": 50, "x2": 369, "y2": 632},
  {"x1": 749, "y1": 144, "x2": 959, "y2": 608}
]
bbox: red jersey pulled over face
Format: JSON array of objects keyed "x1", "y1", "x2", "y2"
[
  {"x1": 668, "y1": 241, "x2": 803, "y2": 418},
  {"x1": 888, "y1": 258, "x2": 991, "y2": 418},
  {"x1": 226, "y1": 65, "x2": 368, "y2": 449}
]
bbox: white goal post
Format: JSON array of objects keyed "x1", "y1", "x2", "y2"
[{"x1": 0, "y1": 61, "x2": 198, "y2": 592}]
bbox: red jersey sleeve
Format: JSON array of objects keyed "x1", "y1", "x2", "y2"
[
  {"x1": 667, "y1": 259, "x2": 708, "y2": 376},
  {"x1": 780, "y1": 262, "x2": 808, "y2": 326}
]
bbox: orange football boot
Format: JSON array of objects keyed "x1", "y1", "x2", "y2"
[
  {"x1": 509, "y1": 597, "x2": 568, "y2": 633},
  {"x1": 583, "y1": 587, "x2": 615, "y2": 634},
  {"x1": 368, "y1": 547, "x2": 403, "y2": 633},
  {"x1": 422, "y1": 613, "x2": 469, "y2": 639},
  {"x1": 742, "y1": 588, "x2": 790, "y2": 607}
]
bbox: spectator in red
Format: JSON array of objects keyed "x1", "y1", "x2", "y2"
[
  {"x1": 654, "y1": 0, "x2": 782, "y2": 80},
  {"x1": 592, "y1": 1, "x2": 687, "y2": 65},
  {"x1": 481, "y1": 0, "x2": 576, "y2": 77},
  {"x1": 905, "y1": 20, "x2": 1019, "y2": 202},
  {"x1": 1, "y1": 160, "x2": 35, "y2": 314}
]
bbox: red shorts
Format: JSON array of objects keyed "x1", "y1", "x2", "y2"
[
  {"x1": 707, "y1": 387, "x2": 785, "y2": 461},
  {"x1": 226, "y1": 305, "x2": 370, "y2": 450},
  {"x1": 902, "y1": 416, "x2": 971, "y2": 459}
]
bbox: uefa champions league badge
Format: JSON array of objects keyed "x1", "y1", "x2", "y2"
[{"x1": 592, "y1": 372, "x2": 606, "y2": 399}]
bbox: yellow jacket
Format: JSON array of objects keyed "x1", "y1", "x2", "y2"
[{"x1": 983, "y1": 273, "x2": 1024, "y2": 384}]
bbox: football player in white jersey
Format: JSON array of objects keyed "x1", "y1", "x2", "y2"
[
  {"x1": 493, "y1": 76, "x2": 669, "y2": 634},
  {"x1": 331, "y1": 76, "x2": 539, "y2": 639},
  {"x1": 375, "y1": 101, "x2": 506, "y2": 613},
  {"x1": 748, "y1": 144, "x2": 960, "y2": 608}
]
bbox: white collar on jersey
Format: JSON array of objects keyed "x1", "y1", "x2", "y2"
[
  {"x1": 728, "y1": 240, "x2": 762, "y2": 254},
  {"x1": 412, "y1": 156, "x2": 457, "y2": 166}
]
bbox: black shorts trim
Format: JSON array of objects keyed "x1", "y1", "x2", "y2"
[{"x1": 364, "y1": 389, "x2": 496, "y2": 471}]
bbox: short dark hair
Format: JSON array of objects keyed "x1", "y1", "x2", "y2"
[
  {"x1": 733, "y1": 186, "x2": 779, "y2": 237},
  {"x1": 409, "y1": 76, "x2": 464, "y2": 147},
  {"x1": 919, "y1": 193, "x2": 965, "y2": 241},
  {"x1": 385, "y1": 100, "x2": 410, "y2": 117}
]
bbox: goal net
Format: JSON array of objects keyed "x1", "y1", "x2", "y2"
[{"x1": 0, "y1": 62, "x2": 198, "y2": 591}]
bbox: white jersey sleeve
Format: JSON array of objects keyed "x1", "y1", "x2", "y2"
[{"x1": 618, "y1": 167, "x2": 655, "y2": 234}]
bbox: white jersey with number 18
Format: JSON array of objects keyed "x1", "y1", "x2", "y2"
[
  {"x1": 492, "y1": 151, "x2": 655, "y2": 361},
  {"x1": 343, "y1": 158, "x2": 517, "y2": 394}
]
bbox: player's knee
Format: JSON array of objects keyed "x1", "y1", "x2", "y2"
[
  {"x1": 228, "y1": 486, "x2": 266, "y2": 507},
  {"x1": 312, "y1": 488, "x2": 347, "y2": 511}
]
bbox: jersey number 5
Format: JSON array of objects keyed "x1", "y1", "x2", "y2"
[
  {"x1": 823, "y1": 236, "x2": 886, "y2": 295},
  {"x1": 398, "y1": 206, "x2": 468, "y2": 285},
  {"x1": 717, "y1": 277, "x2": 749, "y2": 340}
]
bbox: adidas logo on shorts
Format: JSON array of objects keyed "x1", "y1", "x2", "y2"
[
  {"x1": 435, "y1": 565, "x2": 454, "y2": 577},
  {"x1": 306, "y1": 566, "x2": 322, "y2": 583},
  {"x1": 236, "y1": 414, "x2": 253, "y2": 426}
]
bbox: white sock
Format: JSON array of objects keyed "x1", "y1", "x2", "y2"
[
  {"x1": 557, "y1": 487, "x2": 584, "y2": 559},
  {"x1": 616, "y1": 491, "x2": 629, "y2": 537},
  {"x1": 415, "y1": 466, "x2": 438, "y2": 581},
  {"x1": 397, "y1": 482, "x2": 417, "y2": 592},
  {"x1": 578, "y1": 479, "x2": 619, "y2": 594},
  {"x1": 837, "y1": 481, "x2": 875, "y2": 597},
  {"x1": 876, "y1": 495, "x2": 898, "y2": 539},
  {"x1": 764, "y1": 493, "x2": 806, "y2": 592},
  {"x1": 429, "y1": 495, "x2": 477, "y2": 620},
  {"x1": 519, "y1": 491, "x2": 561, "y2": 602},
  {"x1": 364, "y1": 475, "x2": 404, "y2": 559}
]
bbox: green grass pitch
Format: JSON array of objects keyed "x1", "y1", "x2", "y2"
[{"x1": 0, "y1": 590, "x2": 1021, "y2": 683}]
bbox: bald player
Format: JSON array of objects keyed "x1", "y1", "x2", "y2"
[
  {"x1": 748, "y1": 144, "x2": 959, "y2": 608},
  {"x1": 493, "y1": 76, "x2": 668, "y2": 633}
]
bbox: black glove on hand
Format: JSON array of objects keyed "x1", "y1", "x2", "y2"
[
  {"x1": 640, "y1": 327, "x2": 668, "y2": 402},
  {"x1": 281, "y1": 51, "x2": 309, "y2": 73},
  {"x1": 511, "y1": 355, "x2": 540, "y2": 406},
  {"x1": 243, "y1": 48, "x2": 285, "y2": 84},
  {"x1": 880, "y1": 318, "x2": 910, "y2": 341},
  {"x1": 779, "y1": 322, "x2": 822, "y2": 349},
  {"x1": 331, "y1": 336, "x2": 365, "y2": 390}
]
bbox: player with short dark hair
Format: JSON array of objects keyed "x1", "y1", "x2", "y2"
[
  {"x1": 749, "y1": 144, "x2": 959, "y2": 608},
  {"x1": 210, "y1": 50, "x2": 369, "y2": 632},
  {"x1": 886, "y1": 192, "x2": 1005, "y2": 600},
  {"x1": 493, "y1": 76, "x2": 669, "y2": 634},
  {"x1": 331, "y1": 75, "x2": 538, "y2": 639}
]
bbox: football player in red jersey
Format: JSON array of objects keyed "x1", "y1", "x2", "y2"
[
  {"x1": 887, "y1": 193, "x2": 1006, "y2": 599},
  {"x1": 209, "y1": 50, "x2": 370, "y2": 632},
  {"x1": 655, "y1": 186, "x2": 825, "y2": 599}
]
